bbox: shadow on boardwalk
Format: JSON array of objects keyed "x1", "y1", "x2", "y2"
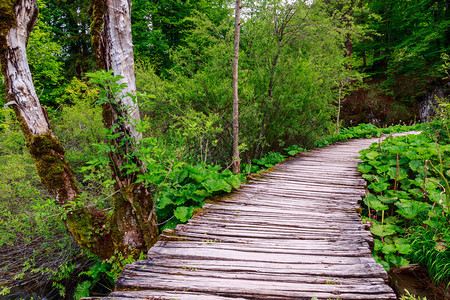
[{"x1": 87, "y1": 135, "x2": 417, "y2": 300}]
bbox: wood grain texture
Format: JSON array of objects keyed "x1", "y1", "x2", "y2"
[{"x1": 86, "y1": 135, "x2": 416, "y2": 300}]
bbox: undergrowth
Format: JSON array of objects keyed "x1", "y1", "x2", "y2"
[{"x1": 358, "y1": 117, "x2": 450, "y2": 291}]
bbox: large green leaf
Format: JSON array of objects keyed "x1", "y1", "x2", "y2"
[
  {"x1": 378, "y1": 195, "x2": 398, "y2": 204},
  {"x1": 362, "y1": 174, "x2": 376, "y2": 181},
  {"x1": 370, "y1": 223, "x2": 397, "y2": 237},
  {"x1": 402, "y1": 150, "x2": 419, "y2": 160},
  {"x1": 366, "y1": 151, "x2": 380, "y2": 160},
  {"x1": 364, "y1": 194, "x2": 389, "y2": 210},
  {"x1": 368, "y1": 182, "x2": 390, "y2": 193},
  {"x1": 374, "y1": 239, "x2": 384, "y2": 251},
  {"x1": 156, "y1": 195, "x2": 174, "y2": 210},
  {"x1": 387, "y1": 167, "x2": 408, "y2": 181},
  {"x1": 174, "y1": 206, "x2": 193, "y2": 222},
  {"x1": 389, "y1": 255, "x2": 410, "y2": 267},
  {"x1": 393, "y1": 238, "x2": 412, "y2": 255},
  {"x1": 395, "y1": 201, "x2": 430, "y2": 219},
  {"x1": 409, "y1": 160, "x2": 424, "y2": 172},
  {"x1": 357, "y1": 163, "x2": 372, "y2": 173},
  {"x1": 225, "y1": 176, "x2": 242, "y2": 189},
  {"x1": 381, "y1": 243, "x2": 396, "y2": 254},
  {"x1": 192, "y1": 188, "x2": 211, "y2": 198},
  {"x1": 202, "y1": 178, "x2": 231, "y2": 193},
  {"x1": 376, "y1": 164, "x2": 390, "y2": 173}
]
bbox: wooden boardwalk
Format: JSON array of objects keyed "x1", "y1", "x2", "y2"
[{"x1": 95, "y1": 137, "x2": 399, "y2": 299}]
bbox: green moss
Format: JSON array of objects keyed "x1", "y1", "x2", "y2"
[
  {"x1": 90, "y1": 0, "x2": 105, "y2": 69},
  {"x1": 19, "y1": 130, "x2": 79, "y2": 203},
  {"x1": 0, "y1": 0, "x2": 16, "y2": 40},
  {"x1": 0, "y1": 0, "x2": 17, "y2": 81},
  {"x1": 66, "y1": 207, "x2": 115, "y2": 258}
]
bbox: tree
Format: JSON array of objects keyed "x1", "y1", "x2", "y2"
[
  {"x1": 131, "y1": 0, "x2": 231, "y2": 76},
  {"x1": 26, "y1": 6, "x2": 65, "y2": 108},
  {"x1": 38, "y1": 0, "x2": 95, "y2": 79},
  {"x1": 1, "y1": 0, "x2": 157, "y2": 259},
  {"x1": 232, "y1": 0, "x2": 241, "y2": 174}
]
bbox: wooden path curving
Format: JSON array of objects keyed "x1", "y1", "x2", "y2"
[{"x1": 94, "y1": 136, "x2": 400, "y2": 299}]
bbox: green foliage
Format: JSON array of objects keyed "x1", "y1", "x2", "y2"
[
  {"x1": 0, "y1": 109, "x2": 84, "y2": 298},
  {"x1": 85, "y1": 70, "x2": 244, "y2": 232},
  {"x1": 131, "y1": 0, "x2": 231, "y2": 76},
  {"x1": 359, "y1": 132, "x2": 450, "y2": 286},
  {"x1": 353, "y1": 0, "x2": 449, "y2": 97},
  {"x1": 53, "y1": 77, "x2": 103, "y2": 166},
  {"x1": 399, "y1": 290, "x2": 427, "y2": 300},
  {"x1": 0, "y1": 79, "x2": 104, "y2": 299},
  {"x1": 27, "y1": 12, "x2": 65, "y2": 108},
  {"x1": 38, "y1": 0, "x2": 95, "y2": 79},
  {"x1": 315, "y1": 122, "x2": 424, "y2": 147},
  {"x1": 409, "y1": 225, "x2": 450, "y2": 286},
  {"x1": 136, "y1": 0, "x2": 358, "y2": 165},
  {"x1": 252, "y1": 152, "x2": 287, "y2": 169},
  {"x1": 144, "y1": 161, "x2": 244, "y2": 230},
  {"x1": 74, "y1": 251, "x2": 145, "y2": 299}
]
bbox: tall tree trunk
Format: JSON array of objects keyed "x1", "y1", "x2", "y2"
[
  {"x1": 91, "y1": 0, "x2": 158, "y2": 253},
  {"x1": 0, "y1": 0, "x2": 112, "y2": 258},
  {"x1": 1, "y1": 0, "x2": 79, "y2": 206},
  {"x1": 232, "y1": 0, "x2": 241, "y2": 174},
  {"x1": 1, "y1": 0, "x2": 157, "y2": 259}
]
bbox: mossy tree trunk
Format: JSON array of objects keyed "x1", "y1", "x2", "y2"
[
  {"x1": 0, "y1": 1, "x2": 81, "y2": 205},
  {"x1": 91, "y1": 0, "x2": 158, "y2": 252},
  {"x1": 1, "y1": 0, "x2": 157, "y2": 259}
]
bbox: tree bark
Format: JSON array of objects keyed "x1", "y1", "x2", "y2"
[
  {"x1": 91, "y1": 0, "x2": 158, "y2": 253},
  {"x1": 1, "y1": 0, "x2": 157, "y2": 259},
  {"x1": 231, "y1": 0, "x2": 241, "y2": 174},
  {"x1": 0, "y1": 0, "x2": 79, "y2": 205}
]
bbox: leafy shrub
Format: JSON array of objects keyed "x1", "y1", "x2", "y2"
[
  {"x1": 53, "y1": 77, "x2": 104, "y2": 167},
  {"x1": 358, "y1": 132, "x2": 450, "y2": 286},
  {"x1": 0, "y1": 109, "x2": 85, "y2": 298},
  {"x1": 73, "y1": 251, "x2": 145, "y2": 299}
]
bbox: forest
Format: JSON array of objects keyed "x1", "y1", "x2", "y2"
[{"x1": 0, "y1": 0, "x2": 449, "y2": 298}]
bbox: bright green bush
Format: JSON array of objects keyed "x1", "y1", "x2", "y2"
[
  {"x1": 358, "y1": 132, "x2": 450, "y2": 286},
  {"x1": 0, "y1": 108, "x2": 84, "y2": 298}
]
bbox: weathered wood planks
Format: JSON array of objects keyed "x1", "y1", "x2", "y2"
[{"x1": 86, "y1": 135, "x2": 412, "y2": 300}]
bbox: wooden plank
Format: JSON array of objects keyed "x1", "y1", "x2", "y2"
[
  {"x1": 158, "y1": 233, "x2": 372, "y2": 249},
  {"x1": 124, "y1": 263, "x2": 387, "y2": 285},
  {"x1": 199, "y1": 204, "x2": 364, "y2": 220},
  {"x1": 150, "y1": 241, "x2": 372, "y2": 257},
  {"x1": 178, "y1": 223, "x2": 371, "y2": 238},
  {"x1": 147, "y1": 246, "x2": 374, "y2": 265},
  {"x1": 186, "y1": 218, "x2": 368, "y2": 231},
  {"x1": 159, "y1": 230, "x2": 374, "y2": 245},
  {"x1": 133, "y1": 257, "x2": 388, "y2": 279},
  {"x1": 85, "y1": 291, "x2": 248, "y2": 300},
  {"x1": 115, "y1": 273, "x2": 396, "y2": 298}
]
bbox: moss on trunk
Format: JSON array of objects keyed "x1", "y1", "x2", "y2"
[
  {"x1": 90, "y1": 0, "x2": 106, "y2": 70},
  {"x1": 0, "y1": 0, "x2": 18, "y2": 87},
  {"x1": 65, "y1": 207, "x2": 117, "y2": 258},
  {"x1": 27, "y1": 133, "x2": 80, "y2": 202}
]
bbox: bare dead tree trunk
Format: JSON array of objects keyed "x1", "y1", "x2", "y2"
[
  {"x1": 91, "y1": 0, "x2": 158, "y2": 253},
  {"x1": 232, "y1": 0, "x2": 241, "y2": 174}
]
